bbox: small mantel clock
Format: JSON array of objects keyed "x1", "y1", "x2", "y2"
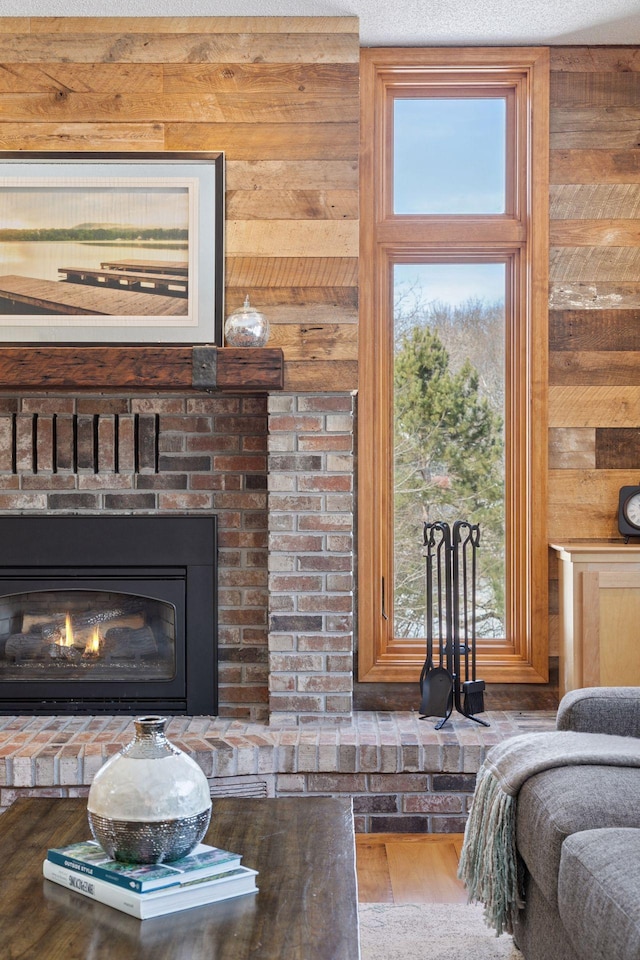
[{"x1": 618, "y1": 485, "x2": 640, "y2": 541}]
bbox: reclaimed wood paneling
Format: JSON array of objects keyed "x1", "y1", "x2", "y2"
[
  {"x1": 549, "y1": 304, "x2": 640, "y2": 382},
  {"x1": 550, "y1": 185, "x2": 640, "y2": 220},
  {"x1": 548, "y1": 469, "x2": 640, "y2": 540},
  {"x1": 0, "y1": 122, "x2": 165, "y2": 150},
  {"x1": 550, "y1": 109, "x2": 640, "y2": 151},
  {"x1": 226, "y1": 160, "x2": 358, "y2": 190},
  {"x1": 550, "y1": 351, "x2": 640, "y2": 386},
  {"x1": 0, "y1": 19, "x2": 29, "y2": 34},
  {"x1": 550, "y1": 47, "x2": 640, "y2": 72},
  {"x1": 550, "y1": 220, "x2": 640, "y2": 245},
  {"x1": 165, "y1": 121, "x2": 359, "y2": 160},
  {"x1": 0, "y1": 33, "x2": 360, "y2": 65},
  {"x1": 0, "y1": 17, "x2": 359, "y2": 392},
  {"x1": 596, "y1": 428, "x2": 640, "y2": 469},
  {"x1": 226, "y1": 257, "x2": 358, "y2": 288},
  {"x1": 548, "y1": 427, "x2": 595, "y2": 469},
  {"x1": 163, "y1": 62, "x2": 359, "y2": 95},
  {"x1": 551, "y1": 149, "x2": 640, "y2": 183},
  {"x1": 30, "y1": 17, "x2": 360, "y2": 35},
  {"x1": 268, "y1": 322, "x2": 357, "y2": 361},
  {"x1": 225, "y1": 287, "x2": 358, "y2": 310},
  {"x1": 551, "y1": 71, "x2": 640, "y2": 107},
  {"x1": 549, "y1": 281, "x2": 640, "y2": 310},
  {"x1": 549, "y1": 49, "x2": 640, "y2": 548},
  {"x1": 549, "y1": 386, "x2": 640, "y2": 428},
  {"x1": 226, "y1": 221, "x2": 359, "y2": 258},
  {"x1": 226, "y1": 189, "x2": 358, "y2": 220},
  {"x1": 550, "y1": 247, "x2": 640, "y2": 280},
  {"x1": 0, "y1": 92, "x2": 359, "y2": 123},
  {"x1": 0, "y1": 62, "x2": 164, "y2": 92},
  {"x1": 550, "y1": 309, "x2": 640, "y2": 351},
  {"x1": 284, "y1": 360, "x2": 358, "y2": 392}
]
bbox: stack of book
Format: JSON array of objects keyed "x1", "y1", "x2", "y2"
[{"x1": 42, "y1": 839, "x2": 258, "y2": 919}]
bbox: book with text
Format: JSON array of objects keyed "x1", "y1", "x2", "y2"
[
  {"x1": 43, "y1": 859, "x2": 259, "y2": 920},
  {"x1": 46, "y1": 840, "x2": 242, "y2": 893}
]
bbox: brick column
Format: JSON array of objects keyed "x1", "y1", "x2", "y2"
[{"x1": 267, "y1": 394, "x2": 354, "y2": 724}]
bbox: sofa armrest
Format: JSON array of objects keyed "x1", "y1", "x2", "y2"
[{"x1": 557, "y1": 687, "x2": 640, "y2": 738}]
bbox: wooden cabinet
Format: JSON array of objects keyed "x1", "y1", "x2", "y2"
[{"x1": 551, "y1": 542, "x2": 640, "y2": 697}]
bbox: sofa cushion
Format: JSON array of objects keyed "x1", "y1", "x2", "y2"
[
  {"x1": 557, "y1": 687, "x2": 640, "y2": 738},
  {"x1": 516, "y1": 764, "x2": 640, "y2": 905},
  {"x1": 558, "y1": 828, "x2": 640, "y2": 960}
]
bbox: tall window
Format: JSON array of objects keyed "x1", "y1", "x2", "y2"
[{"x1": 358, "y1": 49, "x2": 549, "y2": 683}]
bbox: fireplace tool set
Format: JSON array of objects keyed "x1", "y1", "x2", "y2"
[{"x1": 419, "y1": 520, "x2": 489, "y2": 729}]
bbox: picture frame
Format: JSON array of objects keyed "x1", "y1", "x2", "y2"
[{"x1": 0, "y1": 151, "x2": 224, "y2": 345}]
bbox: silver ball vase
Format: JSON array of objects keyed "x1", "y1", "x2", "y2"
[
  {"x1": 224, "y1": 296, "x2": 270, "y2": 347},
  {"x1": 87, "y1": 716, "x2": 212, "y2": 864}
]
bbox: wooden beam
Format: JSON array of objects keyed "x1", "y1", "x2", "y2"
[
  {"x1": 0, "y1": 346, "x2": 284, "y2": 392},
  {"x1": 215, "y1": 347, "x2": 284, "y2": 391}
]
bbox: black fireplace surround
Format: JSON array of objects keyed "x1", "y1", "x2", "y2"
[{"x1": 0, "y1": 516, "x2": 217, "y2": 715}]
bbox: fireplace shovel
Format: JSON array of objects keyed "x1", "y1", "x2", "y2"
[
  {"x1": 419, "y1": 656, "x2": 453, "y2": 721},
  {"x1": 419, "y1": 523, "x2": 453, "y2": 723}
]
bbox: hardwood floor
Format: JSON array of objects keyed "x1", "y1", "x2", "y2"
[{"x1": 355, "y1": 833, "x2": 468, "y2": 904}]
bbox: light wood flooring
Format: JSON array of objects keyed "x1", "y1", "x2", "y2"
[{"x1": 355, "y1": 833, "x2": 468, "y2": 904}]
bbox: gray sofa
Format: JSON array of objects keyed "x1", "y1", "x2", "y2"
[{"x1": 513, "y1": 687, "x2": 640, "y2": 960}]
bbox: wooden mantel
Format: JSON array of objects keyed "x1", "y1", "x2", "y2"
[{"x1": 0, "y1": 346, "x2": 284, "y2": 392}]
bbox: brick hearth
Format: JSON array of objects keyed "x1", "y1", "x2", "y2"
[{"x1": 0, "y1": 710, "x2": 555, "y2": 832}]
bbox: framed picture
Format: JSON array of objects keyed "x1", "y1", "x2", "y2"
[{"x1": 0, "y1": 151, "x2": 224, "y2": 344}]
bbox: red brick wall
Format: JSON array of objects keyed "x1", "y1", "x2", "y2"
[
  {"x1": 0, "y1": 392, "x2": 269, "y2": 720},
  {"x1": 0, "y1": 389, "x2": 358, "y2": 725}
]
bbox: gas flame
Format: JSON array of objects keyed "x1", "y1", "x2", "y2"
[
  {"x1": 62, "y1": 613, "x2": 74, "y2": 647},
  {"x1": 84, "y1": 626, "x2": 101, "y2": 656}
]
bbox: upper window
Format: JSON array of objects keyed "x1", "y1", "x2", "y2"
[
  {"x1": 393, "y1": 97, "x2": 507, "y2": 215},
  {"x1": 358, "y1": 48, "x2": 550, "y2": 685}
]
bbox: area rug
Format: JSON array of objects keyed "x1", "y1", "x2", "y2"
[{"x1": 359, "y1": 902, "x2": 524, "y2": 960}]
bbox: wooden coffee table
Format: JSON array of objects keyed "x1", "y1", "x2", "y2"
[{"x1": 2, "y1": 796, "x2": 360, "y2": 959}]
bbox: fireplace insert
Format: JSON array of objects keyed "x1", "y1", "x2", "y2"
[{"x1": 0, "y1": 516, "x2": 217, "y2": 714}]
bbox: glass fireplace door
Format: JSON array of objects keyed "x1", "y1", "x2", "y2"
[{"x1": 0, "y1": 576, "x2": 185, "y2": 702}]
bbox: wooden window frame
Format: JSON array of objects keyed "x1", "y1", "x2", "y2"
[{"x1": 358, "y1": 47, "x2": 550, "y2": 683}]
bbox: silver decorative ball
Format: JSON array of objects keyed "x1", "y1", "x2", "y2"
[{"x1": 224, "y1": 296, "x2": 270, "y2": 347}]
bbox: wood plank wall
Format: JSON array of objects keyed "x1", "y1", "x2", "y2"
[
  {"x1": 8, "y1": 27, "x2": 638, "y2": 675},
  {"x1": 548, "y1": 46, "x2": 640, "y2": 652},
  {"x1": 0, "y1": 17, "x2": 359, "y2": 392}
]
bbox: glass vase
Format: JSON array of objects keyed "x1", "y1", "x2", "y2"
[
  {"x1": 224, "y1": 295, "x2": 270, "y2": 347},
  {"x1": 87, "y1": 715, "x2": 212, "y2": 864}
]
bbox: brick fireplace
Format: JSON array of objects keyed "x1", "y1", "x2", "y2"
[
  {"x1": 0, "y1": 388, "x2": 557, "y2": 833},
  {"x1": 0, "y1": 388, "x2": 355, "y2": 726}
]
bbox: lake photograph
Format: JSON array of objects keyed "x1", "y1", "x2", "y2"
[{"x1": 0, "y1": 183, "x2": 191, "y2": 317}]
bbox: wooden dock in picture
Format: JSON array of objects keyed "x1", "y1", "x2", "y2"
[
  {"x1": 58, "y1": 266, "x2": 188, "y2": 298},
  {"x1": 100, "y1": 259, "x2": 189, "y2": 276},
  {"x1": 0, "y1": 275, "x2": 188, "y2": 317}
]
